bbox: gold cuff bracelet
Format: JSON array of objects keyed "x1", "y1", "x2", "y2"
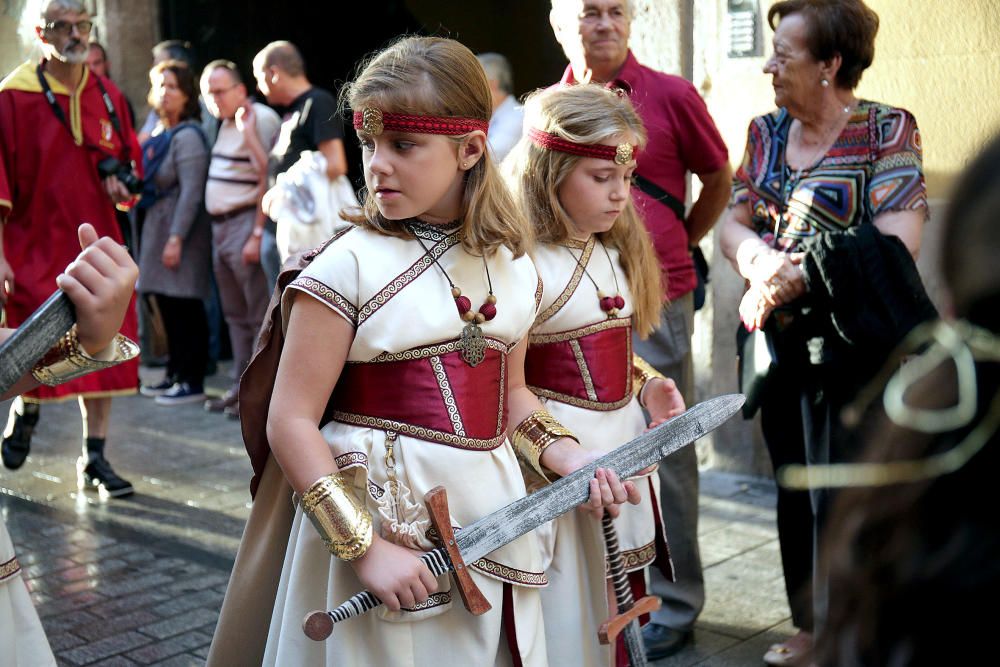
[
  {"x1": 301, "y1": 472, "x2": 373, "y2": 561},
  {"x1": 511, "y1": 410, "x2": 579, "y2": 482},
  {"x1": 632, "y1": 354, "x2": 666, "y2": 407},
  {"x1": 32, "y1": 326, "x2": 139, "y2": 386}
]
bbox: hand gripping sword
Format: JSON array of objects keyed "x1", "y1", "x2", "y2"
[
  {"x1": 303, "y1": 393, "x2": 744, "y2": 641},
  {"x1": 0, "y1": 291, "x2": 75, "y2": 396}
]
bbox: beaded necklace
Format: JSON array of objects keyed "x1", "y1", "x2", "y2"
[
  {"x1": 565, "y1": 238, "x2": 625, "y2": 318},
  {"x1": 411, "y1": 223, "x2": 496, "y2": 367}
]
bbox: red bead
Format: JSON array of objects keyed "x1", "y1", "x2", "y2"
[
  {"x1": 479, "y1": 302, "x2": 497, "y2": 321},
  {"x1": 455, "y1": 295, "x2": 472, "y2": 314},
  {"x1": 600, "y1": 296, "x2": 616, "y2": 312},
  {"x1": 614, "y1": 295, "x2": 625, "y2": 309}
]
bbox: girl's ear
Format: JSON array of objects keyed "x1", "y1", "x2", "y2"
[{"x1": 459, "y1": 131, "x2": 488, "y2": 170}]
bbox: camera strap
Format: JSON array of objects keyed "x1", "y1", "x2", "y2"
[{"x1": 35, "y1": 61, "x2": 132, "y2": 162}]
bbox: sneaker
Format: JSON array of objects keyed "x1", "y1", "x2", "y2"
[
  {"x1": 2, "y1": 401, "x2": 40, "y2": 470},
  {"x1": 205, "y1": 389, "x2": 238, "y2": 413},
  {"x1": 154, "y1": 382, "x2": 206, "y2": 406},
  {"x1": 77, "y1": 455, "x2": 134, "y2": 498},
  {"x1": 140, "y1": 378, "x2": 175, "y2": 397}
]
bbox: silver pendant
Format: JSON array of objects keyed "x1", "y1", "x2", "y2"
[{"x1": 459, "y1": 322, "x2": 486, "y2": 367}]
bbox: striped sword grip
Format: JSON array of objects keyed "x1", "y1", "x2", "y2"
[{"x1": 302, "y1": 548, "x2": 452, "y2": 641}]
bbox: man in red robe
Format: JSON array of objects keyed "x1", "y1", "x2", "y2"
[{"x1": 0, "y1": 0, "x2": 141, "y2": 497}]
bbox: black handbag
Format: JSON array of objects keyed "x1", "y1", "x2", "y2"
[{"x1": 736, "y1": 325, "x2": 777, "y2": 419}]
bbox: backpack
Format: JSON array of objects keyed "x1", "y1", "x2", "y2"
[{"x1": 137, "y1": 123, "x2": 208, "y2": 210}]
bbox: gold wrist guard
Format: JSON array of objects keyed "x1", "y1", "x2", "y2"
[
  {"x1": 301, "y1": 472, "x2": 373, "y2": 561},
  {"x1": 632, "y1": 354, "x2": 666, "y2": 406},
  {"x1": 511, "y1": 410, "x2": 579, "y2": 482},
  {"x1": 32, "y1": 326, "x2": 139, "y2": 386}
]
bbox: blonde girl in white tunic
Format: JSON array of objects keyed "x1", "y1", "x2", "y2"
[
  {"x1": 505, "y1": 84, "x2": 687, "y2": 667},
  {"x1": 208, "y1": 37, "x2": 640, "y2": 667}
]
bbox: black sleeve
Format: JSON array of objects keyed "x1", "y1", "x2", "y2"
[{"x1": 302, "y1": 88, "x2": 343, "y2": 146}]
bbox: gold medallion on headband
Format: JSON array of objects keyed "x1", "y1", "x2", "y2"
[
  {"x1": 361, "y1": 108, "x2": 384, "y2": 135},
  {"x1": 615, "y1": 143, "x2": 634, "y2": 165}
]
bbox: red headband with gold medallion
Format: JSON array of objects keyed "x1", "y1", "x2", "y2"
[
  {"x1": 353, "y1": 107, "x2": 489, "y2": 136},
  {"x1": 527, "y1": 127, "x2": 638, "y2": 165}
]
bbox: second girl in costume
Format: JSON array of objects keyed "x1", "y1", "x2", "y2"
[{"x1": 505, "y1": 84, "x2": 686, "y2": 666}]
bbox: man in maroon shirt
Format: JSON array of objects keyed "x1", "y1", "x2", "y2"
[{"x1": 551, "y1": 0, "x2": 732, "y2": 658}]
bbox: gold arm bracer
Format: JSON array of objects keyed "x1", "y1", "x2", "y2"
[
  {"x1": 510, "y1": 410, "x2": 580, "y2": 482},
  {"x1": 300, "y1": 472, "x2": 373, "y2": 561},
  {"x1": 632, "y1": 354, "x2": 666, "y2": 407},
  {"x1": 32, "y1": 326, "x2": 139, "y2": 386}
]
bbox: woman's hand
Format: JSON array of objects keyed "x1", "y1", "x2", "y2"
[
  {"x1": 749, "y1": 252, "x2": 806, "y2": 307},
  {"x1": 349, "y1": 535, "x2": 439, "y2": 612},
  {"x1": 739, "y1": 284, "x2": 774, "y2": 332},
  {"x1": 643, "y1": 377, "x2": 686, "y2": 429},
  {"x1": 58, "y1": 223, "x2": 138, "y2": 355},
  {"x1": 161, "y1": 235, "x2": 182, "y2": 269}
]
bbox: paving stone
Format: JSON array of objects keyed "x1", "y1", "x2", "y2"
[
  {"x1": 140, "y1": 607, "x2": 219, "y2": 640},
  {"x1": 86, "y1": 657, "x2": 140, "y2": 667},
  {"x1": 58, "y1": 630, "x2": 153, "y2": 666},
  {"x1": 35, "y1": 590, "x2": 105, "y2": 618},
  {"x1": 151, "y1": 654, "x2": 206, "y2": 667},
  {"x1": 96, "y1": 572, "x2": 174, "y2": 598},
  {"x1": 42, "y1": 609, "x2": 103, "y2": 635},
  {"x1": 153, "y1": 589, "x2": 224, "y2": 618},
  {"x1": 46, "y1": 631, "x2": 86, "y2": 652},
  {"x1": 87, "y1": 589, "x2": 173, "y2": 620},
  {"x1": 650, "y1": 627, "x2": 742, "y2": 667},
  {"x1": 125, "y1": 629, "x2": 213, "y2": 663},
  {"x1": 74, "y1": 610, "x2": 161, "y2": 642}
]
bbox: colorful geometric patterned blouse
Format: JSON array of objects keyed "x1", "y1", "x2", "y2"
[{"x1": 732, "y1": 100, "x2": 926, "y2": 253}]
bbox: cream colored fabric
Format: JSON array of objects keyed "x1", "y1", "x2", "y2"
[
  {"x1": 529, "y1": 241, "x2": 666, "y2": 667},
  {"x1": 0, "y1": 518, "x2": 56, "y2": 667},
  {"x1": 262, "y1": 225, "x2": 549, "y2": 665}
]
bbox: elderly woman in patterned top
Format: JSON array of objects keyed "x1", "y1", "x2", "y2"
[{"x1": 719, "y1": 1, "x2": 929, "y2": 664}]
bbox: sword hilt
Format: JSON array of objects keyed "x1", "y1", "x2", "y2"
[{"x1": 302, "y1": 548, "x2": 452, "y2": 641}]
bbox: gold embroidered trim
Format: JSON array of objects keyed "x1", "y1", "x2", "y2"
[
  {"x1": 471, "y1": 557, "x2": 548, "y2": 587},
  {"x1": 366, "y1": 337, "x2": 509, "y2": 363},
  {"x1": 529, "y1": 386, "x2": 635, "y2": 412},
  {"x1": 528, "y1": 316, "x2": 632, "y2": 345},
  {"x1": 607, "y1": 541, "x2": 657, "y2": 574},
  {"x1": 569, "y1": 339, "x2": 598, "y2": 402},
  {"x1": 561, "y1": 238, "x2": 587, "y2": 250},
  {"x1": 289, "y1": 277, "x2": 358, "y2": 325},
  {"x1": 334, "y1": 451, "x2": 368, "y2": 470},
  {"x1": 534, "y1": 236, "x2": 595, "y2": 325},
  {"x1": 430, "y1": 355, "x2": 465, "y2": 437},
  {"x1": 533, "y1": 275, "x2": 544, "y2": 313},
  {"x1": 401, "y1": 591, "x2": 452, "y2": 612},
  {"x1": 330, "y1": 411, "x2": 505, "y2": 451},
  {"x1": 495, "y1": 351, "x2": 507, "y2": 436},
  {"x1": 357, "y1": 235, "x2": 459, "y2": 326},
  {"x1": 0, "y1": 556, "x2": 21, "y2": 583}
]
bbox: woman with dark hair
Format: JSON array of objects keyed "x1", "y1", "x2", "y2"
[
  {"x1": 136, "y1": 59, "x2": 212, "y2": 405},
  {"x1": 719, "y1": 1, "x2": 931, "y2": 663},
  {"x1": 811, "y1": 134, "x2": 1000, "y2": 665}
]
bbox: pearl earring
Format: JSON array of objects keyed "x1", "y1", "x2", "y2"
[{"x1": 821, "y1": 78, "x2": 830, "y2": 88}]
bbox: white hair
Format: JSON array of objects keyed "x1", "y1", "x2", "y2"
[
  {"x1": 550, "y1": 0, "x2": 635, "y2": 19},
  {"x1": 477, "y1": 52, "x2": 514, "y2": 94}
]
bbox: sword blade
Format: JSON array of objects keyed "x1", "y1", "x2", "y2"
[
  {"x1": 0, "y1": 291, "x2": 75, "y2": 396},
  {"x1": 303, "y1": 394, "x2": 743, "y2": 641},
  {"x1": 456, "y1": 394, "x2": 744, "y2": 564}
]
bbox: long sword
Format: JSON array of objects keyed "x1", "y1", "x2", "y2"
[
  {"x1": 0, "y1": 291, "x2": 75, "y2": 396},
  {"x1": 303, "y1": 393, "x2": 744, "y2": 640}
]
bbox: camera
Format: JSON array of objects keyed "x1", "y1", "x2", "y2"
[{"x1": 96, "y1": 157, "x2": 143, "y2": 195}]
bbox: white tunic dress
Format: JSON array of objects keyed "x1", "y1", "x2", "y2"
[
  {"x1": 526, "y1": 237, "x2": 667, "y2": 667},
  {"x1": 263, "y1": 221, "x2": 549, "y2": 666},
  {"x1": 0, "y1": 517, "x2": 56, "y2": 667}
]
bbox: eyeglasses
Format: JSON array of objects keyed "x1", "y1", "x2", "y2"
[
  {"x1": 44, "y1": 20, "x2": 94, "y2": 36},
  {"x1": 206, "y1": 84, "x2": 238, "y2": 97}
]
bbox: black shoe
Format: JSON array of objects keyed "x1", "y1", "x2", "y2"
[
  {"x1": 642, "y1": 623, "x2": 692, "y2": 660},
  {"x1": 140, "y1": 377, "x2": 175, "y2": 397},
  {"x1": 77, "y1": 454, "x2": 134, "y2": 498},
  {"x1": 2, "y1": 401, "x2": 40, "y2": 470}
]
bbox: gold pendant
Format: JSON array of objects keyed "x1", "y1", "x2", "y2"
[{"x1": 459, "y1": 322, "x2": 486, "y2": 367}]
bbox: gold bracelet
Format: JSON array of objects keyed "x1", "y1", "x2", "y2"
[
  {"x1": 301, "y1": 472, "x2": 373, "y2": 561},
  {"x1": 632, "y1": 354, "x2": 666, "y2": 407},
  {"x1": 511, "y1": 410, "x2": 579, "y2": 482},
  {"x1": 31, "y1": 326, "x2": 139, "y2": 386}
]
